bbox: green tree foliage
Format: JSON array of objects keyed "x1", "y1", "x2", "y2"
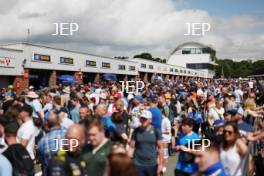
[
  {"x1": 133, "y1": 53, "x2": 166, "y2": 63},
  {"x1": 215, "y1": 59, "x2": 264, "y2": 78},
  {"x1": 134, "y1": 53, "x2": 153, "y2": 60}
]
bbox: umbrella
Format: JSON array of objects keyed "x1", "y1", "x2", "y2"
[
  {"x1": 57, "y1": 75, "x2": 77, "y2": 84},
  {"x1": 103, "y1": 73, "x2": 117, "y2": 81}
]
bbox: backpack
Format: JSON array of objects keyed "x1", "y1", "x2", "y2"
[{"x1": 3, "y1": 144, "x2": 34, "y2": 176}]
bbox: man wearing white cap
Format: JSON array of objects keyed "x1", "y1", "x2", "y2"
[
  {"x1": 26, "y1": 91, "x2": 44, "y2": 119},
  {"x1": 129, "y1": 110, "x2": 164, "y2": 176}
]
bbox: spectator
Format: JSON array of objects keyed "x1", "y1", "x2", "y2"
[
  {"x1": 70, "y1": 95, "x2": 81, "y2": 123},
  {"x1": 58, "y1": 110, "x2": 74, "y2": 129},
  {"x1": 0, "y1": 154, "x2": 12, "y2": 176},
  {"x1": 208, "y1": 99, "x2": 224, "y2": 125},
  {"x1": 17, "y1": 104, "x2": 39, "y2": 160},
  {"x1": 95, "y1": 104, "x2": 116, "y2": 137},
  {"x1": 220, "y1": 122, "x2": 248, "y2": 176},
  {"x1": 1, "y1": 92, "x2": 14, "y2": 115},
  {"x1": 194, "y1": 141, "x2": 227, "y2": 176},
  {"x1": 26, "y1": 91, "x2": 44, "y2": 119},
  {"x1": 149, "y1": 96, "x2": 162, "y2": 131},
  {"x1": 79, "y1": 106, "x2": 92, "y2": 126},
  {"x1": 47, "y1": 124, "x2": 88, "y2": 176},
  {"x1": 105, "y1": 153, "x2": 136, "y2": 176},
  {"x1": 37, "y1": 112, "x2": 67, "y2": 174},
  {"x1": 129, "y1": 110, "x2": 164, "y2": 176},
  {"x1": 82, "y1": 120, "x2": 112, "y2": 176},
  {"x1": 161, "y1": 110, "x2": 171, "y2": 173},
  {"x1": 175, "y1": 118, "x2": 199, "y2": 176},
  {"x1": 3, "y1": 121, "x2": 34, "y2": 176}
]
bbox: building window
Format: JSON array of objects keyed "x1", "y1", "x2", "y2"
[
  {"x1": 184, "y1": 70, "x2": 186, "y2": 73},
  {"x1": 102, "y1": 62, "x2": 111, "y2": 69},
  {"x1": 141, "y1": 63, "x2": 146, "y2": 68},
  {"x1": 175, "y1": 69, "x2": 178, "y2": 72},
  {"x1": 182, "y1": 48, "x2": 191, "y2": 54},
  {"x1": 186, "y1": 63, "x2": 215, "y2": 70},
  {"x1": 180, "y1": 70, "x2": 183, "y2": 73},
  {"x1": 190, "y1": 48, "x2": 196, "y2": 54},
  {"x1": 170, "y1": 68, "x2": 173, "y2": 72},
  {"x1": 129, "y1": 66, "x2": 136, "y2": 71},
  {"x1": 86, "y1": 60, "x2": 96, "y2": 67},
  {"x1": 182, "y1": 48, "x2": 205, "y2": 55},
  {"x1": 149, "y1": 65, "x2": 153, "y2": 69},
  {"x1": 118, "y1": 65, "x2": 126, "y2": 70},
  {"x1": 196, "y1": 48, "x2": 202, "y2": 54}
]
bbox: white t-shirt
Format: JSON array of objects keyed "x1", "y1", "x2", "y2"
[
  {"x1": 234, "y1": 89, "x2": 243, "y2": 104},
  {"x1": 248, "y1": 81, "x2": 253, "y2": 89},
  {"x1": 16, "y1": 119, "x2": 39, "y2": 160},
  {"x1": 197, "y1": 88, "x2": 204, "y2": 97},
  {"x1": 43, "y1": 103, "x2": 53, "y2": 113},
  {"x1": 129, "y1": 106, "x2": 141, "y2": 129},
  {"x1": 209, "y1": 107, "x2": 224, "y2": 122},
  {"x1": 162, "y1": 117, "x2": 171, "y2": 143},
  {"x1": 61, "y1": 117, "x2": 74, "y2": 129}
]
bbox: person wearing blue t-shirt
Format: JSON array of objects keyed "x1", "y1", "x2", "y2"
[
  {"x1": 194, "y1": 141, "x2": 227, "y2": 176},
  {"x1": 175, "y1": 118, "x2": 199, "y2": 176},
  {"x1": 0, "y1": 154, "x2": 12, "y2": 176},
  {"x1": 149, "y1": 96, "x2": 162, "y2": 131}
]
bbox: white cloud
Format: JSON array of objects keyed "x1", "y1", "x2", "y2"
[{"x1": 0, "y1": 0, "x2": 263, "y2": 59}]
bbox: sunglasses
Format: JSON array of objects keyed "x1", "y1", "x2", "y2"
[{"x1": 223, "y1": 130, "x2": 234, "y2": 135}]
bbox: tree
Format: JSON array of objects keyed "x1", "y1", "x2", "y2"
[
  {"x1": 133, "y1": 53, "x2": 153, "y2": 60},
  {"x1": 215, "y1": 59, "x2": 264, "y2": 78}
]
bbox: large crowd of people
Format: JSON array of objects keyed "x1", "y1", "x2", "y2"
[{"x1": 0, "y1": 76, "x2": 263, "y2": 176}]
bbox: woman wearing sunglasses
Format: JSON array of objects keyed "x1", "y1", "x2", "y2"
[{"x1": 220, "y1": 122, "x2": 248, "y2": 176}]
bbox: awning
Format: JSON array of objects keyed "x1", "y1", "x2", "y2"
[
  {"x1": 57, "y1": 75, "x2": 77, "y2": 84},
  {"x1": 102, "y1": 73, "x2": 117, "y2": 81}
]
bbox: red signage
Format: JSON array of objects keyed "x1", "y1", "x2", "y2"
[{"x1": 0, "y1": 57, "x2": 11, "y2": 67}]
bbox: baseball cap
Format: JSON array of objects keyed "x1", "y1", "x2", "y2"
[
  {"x1": 149, "y1": 94, "x2": 158, "y2": 102},
  {"x1": 140, "y1": 110, "x2": 152, "y2": 119},
  {"x1": 134, "y1": 95, "x2": 144, "y2": 103},
  {"x1": 213, "y1": 120, "x2": 225, "y2": 128}
]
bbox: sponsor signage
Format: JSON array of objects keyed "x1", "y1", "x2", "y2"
[
  {"x1": 86, "y1": 60, "x2": 96, "y2": 67},
  {"x1": 0, "y1": 57, "x2": 13, "y2": 68},
  {"x1": 102, "y1": 62, "x2": 111, "y2": 69},
  {"x1": 33, "y1": 53, "x2": 51, "y2": 62},
  {"x1": 60, "y1": 57, "x2": 73, "y2": 65}
]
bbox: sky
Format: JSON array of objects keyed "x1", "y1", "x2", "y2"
[{"x1": 0, "y1": 0, "x2": 263, "y2": 60}]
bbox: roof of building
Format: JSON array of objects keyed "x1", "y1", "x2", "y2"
[
  {"x1": 1, "y1": 42, "x2": 137, "y2": 63},
  {"x1": 0, "y1": 47, "x2": 23, "y2": 52}
]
